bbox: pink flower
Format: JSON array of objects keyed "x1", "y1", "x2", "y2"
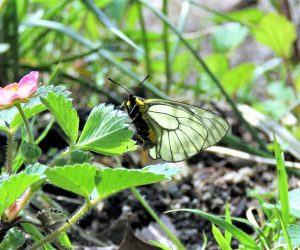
[{"x1": 0, "y1": 71, "x2": 39, "y2": 109}]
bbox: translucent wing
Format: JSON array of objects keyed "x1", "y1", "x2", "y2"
[{"x1": 143, "y1": 100, "x2": 229, "y2": 162}]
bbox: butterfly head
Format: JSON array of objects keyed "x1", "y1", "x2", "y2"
[{"x1": 126, "y1": 94, "x2": 144, "y2": 111}]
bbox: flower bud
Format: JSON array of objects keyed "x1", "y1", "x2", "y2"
[{"x1": 21, "y1": 141, "x2": 41, "y2": 164}]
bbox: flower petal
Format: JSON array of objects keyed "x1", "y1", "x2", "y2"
[
  {"x1": 0, "y1": 88, "x2": 16, "y2": 105},
  {"x1": 16, "y1": 84, "x2": 37, "y2": 98},
  {"x1": 18, "y1": 71, "x2": 39, "y2": 88}
]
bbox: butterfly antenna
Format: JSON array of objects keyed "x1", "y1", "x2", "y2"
[
  {"x1": 137, "y1": 75, "x2": 150, "y2": 89},
  {"x1": 108, "y1": 78, "x2": 131, "y2": 95}
]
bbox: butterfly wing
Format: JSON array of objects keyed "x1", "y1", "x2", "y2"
[{"x1": 143, "y1": 99, "x2": 229, "y2": 162}]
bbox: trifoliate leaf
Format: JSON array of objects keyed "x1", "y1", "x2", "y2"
[
  {"x1": 76, "y1": 104, "x2": 136, "y2": 155},
  {"x1": 46, "y1": 163, "x2": 178, "y2": 199}
]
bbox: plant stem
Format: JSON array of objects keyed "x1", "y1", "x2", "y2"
[
  {"x1": 137, "y1": 2, "x2": 152, "y2": 76},
  {"x1": 11, "y1": 0, "x2": 19, "y2": 81},
  {"x1": 15, "y1": 103, "x2": 35, "y2": 144},
  {"x1": 162, "y1": 0, "x2": 171, "y2": 94},
  {"x1": 139, "y1": 0, "x2": 268, "y2": 152},
  {"x1": 283, "y1": 57, "x2": 297, "y2": 97},
  {"x1": 6, "y1": 131, "x2": 14, "y2": 175},
  {"x1": 5, "y1": 188, "x2": 33, "y2": 222},
  {"x1": 30, "y1": 198, "x2": 97, "y2": 250},
  {"x1": 36, "y1": 117, "x2": 54, "y2": 144},
  {"x1": 130, "y1": 187, "x2": 185, "y2": 250}
]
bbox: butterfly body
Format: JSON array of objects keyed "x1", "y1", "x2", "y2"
[
  {"x1": 124, "y1": 95, "x2": 229, "y2": 162},
  {"x1": 125, "y1": 95, "x2": 157, "y2": 149}
]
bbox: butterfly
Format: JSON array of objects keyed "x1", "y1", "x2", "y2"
[{"x1": 109, "y1": 76, "x2": 229, "y2": 162}]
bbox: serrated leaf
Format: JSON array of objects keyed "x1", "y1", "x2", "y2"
[
  {"x1": 0, "y1": 227, "x2": 25, "y2": 250},
  {"x1": 25, "y1": 163, "x2": 48, "y2": 176},
  {"x1": 46, "y1": 163, "x2": 177, "y2": 199},
  {"x1": 41, "y1": 92, "x2": 79, "y2": 144},
  {"x1": 0, "y1": 172, "x2": 40, "y2": 216},
  {"x1": 212, "y1": 23, "x2": 248, "y2": 53},
  {"x1": 46, "y1": 164, "x2": 97, "y2": 198},
  {"x1": 0, "y1": 86, "x2": 70, "y2": 131},
  {"x1": 252, "y1": 13, "x2": 297, "y2": 58},
  {"x1": 76, "y1": 104, "x2": 136, "y2": 155},
  {"x1": 96, "y1": 164, "x2": 178, "y2": 199}
]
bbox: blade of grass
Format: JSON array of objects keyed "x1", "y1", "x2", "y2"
[
  {"x1": 212, "y1": 224, "x2": 232, "y2": 250},
  {"x1": 169, "y1": 209, "x2": 258, "y2": 248},
  {"x1": 223, "y1": 134, "x2": 272, "y2": 158},
  {"x1": 188, "y1": 0, "x2": 248, "y2": 27},
  {"x1": 225, "y1": 201, "x2": 232, "y2": 245},
  {"x1": 4, "y1": 0, "x2": 19, "y2": 80},
  {"x1": 137, "y1": 2, "x2": 152, "y2": 75},
  {"x1": 200, "y1": 232, "x2": 208, "y2": 250},
  {"x1": 162, "y1": 0, "x2": 171, "y2": 93},
  {"x1": 275, "y1": 206, "x2": 293, "y2": 250},
  {"x1": 81, "y1": 0, "x2": 143, "y2": 55},
  {"x1": 41, "y1": 45, "x2": 103, "y2": 68},
  {"x1": 139, "y1": 0, "x2": 268, "y2": 152},
  {"x1": 20, "y1": 0, "x2": 69, "y2": 56},
  {"x1": 131, "y1": 187, "x2": 185, "y2": 250},
  {"x1": 273, "y1": 134, "x2": 290, "y2": 224},
  {"x1": 22, "y1": 19, "x2": 168, "y2": 99}
]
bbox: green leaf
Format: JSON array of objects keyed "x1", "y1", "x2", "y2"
[
  {"x1": 274, "y1": 134, "x2": 290, "y2": 225},
  {"x1": 201, "y1": 232, "x2": 208, "y2": 250},
  {"x1": 25, "y1": 163, "x2": 48, "y2": 176},
  {"x1": 21, "y1": 222, "x2": 55, "y2": 250},
  {"x1": 289, "y1": 188, "x2": 300, "y2": 218},
  {"x1": 212, "y1": 224, "x2": 232, "y2": 250},
  {"x1": 148, "y1": 240, "x2": 172, "y2": 250},
  {"x1": 46, "y1": 163, "x2": 178, "y2": 199},
  {"x1": 76, "y1": 104, "x2": 136, "y2": 155},
  {"x1": 280, "y1": 224, "x2": 300, "y2": 248},
  {"x1": 96, "y1": 164, "x2": 179, "y2": 199},
  {"x1": 58, "y1": 232, "x2": 73, "y2": 248},
  {"x1": 169, "y1": 209, "x2": 257, "y2": 249},
  {"x1": 0, "y1": 86, "x2": 70, "y2": 131},
  {"x1": 225, "y1": 201, "x2": 232, "y2": 245},
  {"x1": 46, "y1": 164, "x2": 97, "y2": 198},
  {"x1": 251, "y1": 13, "x2": 297, "y2": 58},
  {"x1": 0, "y1": 227, "x2": 25, "y2": 250},
  {"x1": 212, "y1": 23, "x2": 248, "y2": 53},
  {"x1": 221, "y1": 63, "x2": 255, "y2": 95},
  {"x1": 0, "y1": 172, "x2": 40, "y2": 216},
  {"x1": 41, "y1": 92, "x2": 79, "y2": 144},
  {"x1": 204, "y1": 53, "x2": 229, "y2": 78}
]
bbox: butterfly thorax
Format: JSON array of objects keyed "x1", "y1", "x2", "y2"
[{"x1": 125, "y1": 95, "x2": 156, "y2": 149}]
